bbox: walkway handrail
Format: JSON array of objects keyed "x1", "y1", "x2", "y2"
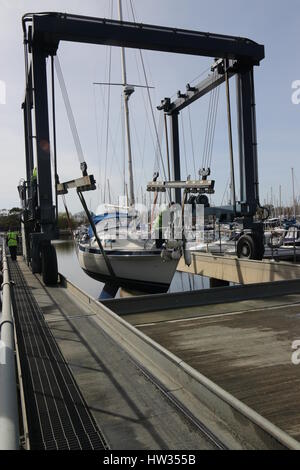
[{"x1": 0, "y1": 239, "x2": 19, "y2": 450}]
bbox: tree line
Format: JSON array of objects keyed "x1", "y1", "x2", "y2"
[
  {"x1": 0, "y1": 208, "x2": 22, "y2": 231},
  {"x1": 0, "y1": 208, "x2": 87, "y2": 232}
]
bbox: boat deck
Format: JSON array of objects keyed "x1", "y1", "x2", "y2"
[{"x1": 106, "y1": 282, "x2": 300, "y2": 442}]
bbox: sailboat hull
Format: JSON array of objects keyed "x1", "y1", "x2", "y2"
[{"x1": 78, "y1": 244, "x2": 178, "y2": 293}]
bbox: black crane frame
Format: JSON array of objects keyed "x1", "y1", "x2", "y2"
[{"x1": 22, "y1": 12, "x2": 265, "y2": 270}]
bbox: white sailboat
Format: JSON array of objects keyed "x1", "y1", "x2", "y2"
[
  {"x1": 77, "y1": 205, "x2": 180, "y2": 293},
  {"x1": 77, "y1": 1, "x2": 179, "y2": 295}
]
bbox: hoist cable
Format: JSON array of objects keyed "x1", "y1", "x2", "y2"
[
  {"x1": 152, "y1": 110, "x2": 164, "y2": 174},
  {"x1": 54, "y1": 56, "x2": 85, "y2": 166},
  {"x1": 225, "y1": 68, "x2": 236, "y2": 208},
  {"x1": 207, "y1": 86, "x2": 220, "y2": 169},
  {"x1": 206, "y1": 80, "x2": 218, "y2": 168},
  {"x1": 202, "y1": 74, "x2": 215, "y2": 169},
  {"x1": 50, "y1": 55, "x2": 58, "y2": 223},
  {"x1": 164, "y1": 113, "x2": 171, "y2": 182},
  {"x1": 180, "y1": 112, "x2": 189, "y2": 179},
  {"x1": 202, "y1": 71, "x2": 220, "y2": 171},
  {"x1": 187, "y1": 107, "x2": 197, "y2": 179},
  {"x1": 204, "y1": 73, "x2": 218, "y2": 169},
  {"x1": 62, "y1": 194, "x2": 75, "y2": 240}
]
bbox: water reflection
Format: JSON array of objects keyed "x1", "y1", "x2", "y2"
[
  {"x1": 54, "y1": 240, "x2": 209, "y2": 299},
  {"x1": 54, "y1": 240, "x2": 104, "y2": 298}
]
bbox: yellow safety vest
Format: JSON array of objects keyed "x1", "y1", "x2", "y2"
[
  {"x1": 7, "y1": 231, "x2": 18, "y2": 247},
  {"x1": 153, "y1": 208, "x2": 168, "y2": 230}
]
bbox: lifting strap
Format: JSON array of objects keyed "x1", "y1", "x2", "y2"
[
  {"x1": 54, "y1": 55, "x2": 88, "y2": 175},
  {"x1": 61, "y1": 194, "x2": 76, "y2": 245}
]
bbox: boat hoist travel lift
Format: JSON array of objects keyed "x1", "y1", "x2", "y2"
[
  {"x1": 20, "y1": 12, "x2": 265, "y2": 284},
  {"x1": 149, "y1": 53, "x2": 265, "y2": 259}
]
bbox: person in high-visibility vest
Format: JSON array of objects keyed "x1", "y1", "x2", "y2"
[
  {"x1": 31, "y1": 167, "x2": 37, "y2": 181},
  {"x1": 7, "y1": 228, "x2": 18, "y2": 261},
  {"x1": 153, "y1": 202, "x2": 175, "y2": 248},
  {"x1": 31, "y1": 167, "x2": 38, "y2": 213}
]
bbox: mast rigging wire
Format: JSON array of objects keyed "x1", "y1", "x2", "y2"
[
  {"x1": 129, "y1": 0, "x2": 169, "y2": 191},
  {"x1": 97, "y1": 85, "x2": 124, "y2": 180},
  {"x1": 221, "y1": 176, "x2": 230, "y2": 206},
  {"x1": 93, "y1": 85, "x2": 106, "y2": 205},
  {"x1": 92, "y1": 83, "x2": 125, "y2": 205},
  {"x1": 103, "y1": 0, "x2": 114, "y2": 202},
  {"x1": 121, "y1": 95, "x2": 126, "y2": 196},
  {"x1": 133, "y1": 50, "x2": 159, "y2": 163}
]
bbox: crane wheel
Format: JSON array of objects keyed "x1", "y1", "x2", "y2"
[{"x1": 237, "y1": 234, "x2": 264, "y2": 260}]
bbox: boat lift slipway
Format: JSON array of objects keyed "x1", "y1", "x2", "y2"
[{"x1": 20, "y1": 12, "x2": 265, "y2": 284}]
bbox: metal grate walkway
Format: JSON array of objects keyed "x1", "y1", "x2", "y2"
[{"x1": 9, "y1": 259, "x2": 109, "y2": 450}]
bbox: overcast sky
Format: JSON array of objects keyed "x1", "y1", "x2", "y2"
[{"x1": 0, "y1": 0, "x2": 299, "y2": 214}]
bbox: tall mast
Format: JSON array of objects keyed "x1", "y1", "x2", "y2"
[
  {"x1": 107, "y1": 178, "x2": 111, "y2": 205},
  {"x1": 118, "y1": 0, "x2": 135, "y2": 206},
  {"x1": 279, "y1": 185, "x2": 282, "y2": 218}
]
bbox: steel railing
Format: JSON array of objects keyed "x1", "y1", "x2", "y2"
[{"x1": 0, "y1": 239, "x2": 19, "y2": 450}]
